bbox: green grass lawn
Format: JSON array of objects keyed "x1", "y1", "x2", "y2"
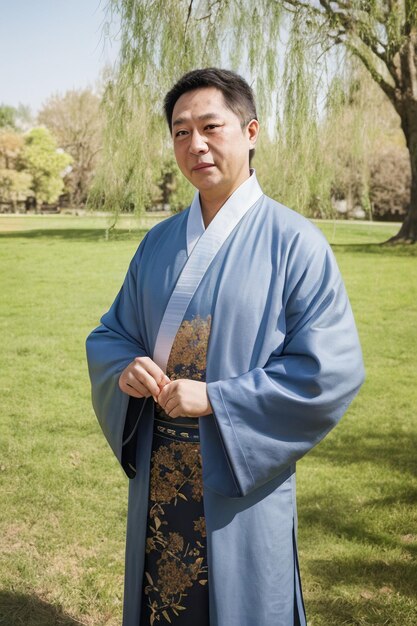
[{"x1": 0, "y1": 215, "x2": 416, "y2": 626}]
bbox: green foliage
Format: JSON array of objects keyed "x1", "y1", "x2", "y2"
[
  {"x1": 0, "y1": 129, "x2": 24, "y2": 170},
  {"x1": 258, "y1": 14, "x2": 335, "y2": 216},
  {"x1": 325, "y1": 60, "x2": 411, "y2": 220},
  {"x1": 0, "y1": 103, "x2": 33, "y2": 131},
  {"x1": 152, "y1": 156, "x2": 194, "y2": 212},
  {"x1": 38, "y1": 90, "x2": 103, "y2": 207},
  {"x1": 407, "y1": 0, "x2": 417, "y2": 24},
  {"x1": 0, "y1": 169, "x2": 32, "y2": 207},
  {"x1": 21, "y1": 127, "x2": 73, "y2": 204},
  {"x1": 89, "y1": 96, "x2": 163, "y2": 213},
  {"x1": 0, "y1": 129, "x2": 32, "y2": 207},
  {"x1": 0, "y1": 104, "x2": 17, "y2": 129}
]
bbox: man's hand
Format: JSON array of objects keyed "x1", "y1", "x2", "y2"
[
  {"x1": 119, "y1": 356, "x2": 170, "y2": 401},
  {"x1": 157, "y1": 379, "x2": 213, "y2": 418}
]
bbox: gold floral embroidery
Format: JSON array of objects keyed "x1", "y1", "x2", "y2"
[
  {"x1": 149, "y1": 442, "x2": 203, "y2": 505},
  {"x1": 155, "y1": 314, "x2": 212, "y2": 423},
  {"x1": 167, "y1": 314, "x2": 212, "y2": 380},
  {"x1": 144, "y1": 443, "x2": 208, "y2": 624},
  {"x1": 143, "y1": 315, "x2": 211, "y2": 624},
  {"x1": 193, "y1": 516, "x2": 207, "y2": 539}
]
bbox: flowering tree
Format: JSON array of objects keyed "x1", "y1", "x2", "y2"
[{"x1": 22, "y1": 128, "x2": 73, "y2": 205}]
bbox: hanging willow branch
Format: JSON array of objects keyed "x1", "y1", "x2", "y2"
[
  {"x1": 94, "y1": 0, "x2": 417, "y2": 242},
  {"x1": 94, "y1": 0, "x2": 340, "y2": 216}
]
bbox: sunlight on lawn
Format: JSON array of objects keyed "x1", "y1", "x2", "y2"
[{"x1": 0, "y1": 215, "x2": 416, "y2": 626}]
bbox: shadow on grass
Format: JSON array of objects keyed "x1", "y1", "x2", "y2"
[
  {"x1": 304, "y1": 552, "x2": 417, "y2": 624},
  {"x1": 307, "y1": 554, "x2": 417, "y2": 598},
  {"x1": 300, "y1": 487, "x2": 417, "y2": 559},
  {"x1": 2, "y1": 231, "x2": 416, "y2": 254},
  {"x1": 300, "y1": 427, "x2": 417, "y2": 547},
  {"x1": 299, "y1": 426, "x2": 417, "y2": 623},
  {"x1": 0, "y1": 228, "x2": 148, "y2": 242},
  {"x1": 0, "y1": 591, "x2": 86, "y2": 625},
  {"x1": 317, "y1": 429, "x2": 417, "y2": 477},
  {"x1": 306, "y1": 592, "x2": 416, "y2": 626},
  {"x1": 299, "y1": 489, "x2": 417, "y2": 624},
  {"x1": 331, "y1": 242, "x2": 417, "y2": 256}
]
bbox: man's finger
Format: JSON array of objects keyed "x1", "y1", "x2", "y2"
[
  {"x1": 165, "y1": 399, "x2": 181, "y2": 418},
  {"x1": 132, "y1": 368, "x2": 162, "y2": 398},
  {"x1": 126, "y1": 380, "x2": 148, "y2": 395},
  {"x1": 159, "y1": 374, "x2": 171, "y2": 388},
  {"x1": 139, "y1": 358, "x2": 169, "y2": 389},
  {"x1": 157, "y1": 382, "x2": 174, "y2": 408},
  {"x1": 164, "y1": 396, "x2": 180, "y2": 416},
  {"x1": 120, "y1": 383, "x2": 149, "y2": 398},
  {"x1": 168, "y1": 405, "x2": 183, "y2": 418},
  {"x1": 122, "y1": 378, "x2": 149, "y2": 397}
]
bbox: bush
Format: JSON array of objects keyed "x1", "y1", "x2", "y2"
[{"x1": 369, "y1": 146, "x2": 410, "y2": 221}]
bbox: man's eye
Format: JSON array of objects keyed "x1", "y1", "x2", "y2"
[
  {"x1": 175, "y1": 130, "x2": 188, "y2": 137},
  {"x1": 205, "y1": 124, "x2": 219, "y2": 131}
]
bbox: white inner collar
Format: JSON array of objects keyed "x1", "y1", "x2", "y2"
[{"x1": 186, "y1": 169, "x2": 262, "y2": 257}]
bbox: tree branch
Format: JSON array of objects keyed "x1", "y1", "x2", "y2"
[
  {"x1": 407, "y1": 34, "x2": 417, "y2": 99},
  {"x1": 282, "y1": 0, "x2": 324, "y2": 18},
  {"x1": 284, "y1": 0, "x2": 387, "y2": 61},
  {"x1": 320, "y1": 0, "x2": 389, "y2": 61},
  {"x1": 184, "y1": 0, "x2": 194, "y2": 37},
  {"x1": 283, "y1": 0, "x2": 403, "y2": 93},
  {"x1": 345, "y1": 39, "x2": 397, "y2": 103},
  {"x1": 405, "y1": 0, "x2": 417, "y2": 28}
]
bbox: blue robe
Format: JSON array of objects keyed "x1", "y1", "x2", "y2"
[{"x1": 86, "y1": 173, "x2": 364, "y2": 626}]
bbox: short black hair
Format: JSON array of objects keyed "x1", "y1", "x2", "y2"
[{"x1": 164, "y1": 67, "x2": 258, "y2": 132}]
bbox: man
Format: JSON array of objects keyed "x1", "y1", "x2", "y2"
[{"x1": 86, "y1": 68, "x2": 364, "y2": 626}]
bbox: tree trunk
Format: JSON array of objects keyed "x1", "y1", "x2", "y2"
[
  {"x1": 386, "y1": 163, "x2": 417, "y2": 243},
  {"x1": 386, "y1": 143, "x2": 417, "y2": 243},
  {"x1": 385, "y1": 101, "x2": 417, "y2": 244}
]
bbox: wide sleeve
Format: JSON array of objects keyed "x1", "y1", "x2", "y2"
[
  {"x1": 86, "y1": 237, "x2": 149, "y2": 478},
  {"x1": 206, "y1": 234, "x2": 365, "y2": 497}
]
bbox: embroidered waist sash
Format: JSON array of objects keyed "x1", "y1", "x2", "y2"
[{"x1": 154, "y1": 417, "x2": 200, "y2": 442}]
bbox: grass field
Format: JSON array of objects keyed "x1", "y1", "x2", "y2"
[{"x1": 0, "y1": 215, "x2": 416, "y2": 626}]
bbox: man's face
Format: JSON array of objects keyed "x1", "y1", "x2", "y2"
[{"x1": 171, "y1": 87, "x2": 259, "y2": 198}]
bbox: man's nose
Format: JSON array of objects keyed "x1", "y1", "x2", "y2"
[{"x1": 189, "y1": 130, "x2": 208, "y2": 155}]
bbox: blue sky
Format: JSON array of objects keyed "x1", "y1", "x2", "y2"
[{"x1": 0, "y1": 0, "x2": 120, "y2": 114}]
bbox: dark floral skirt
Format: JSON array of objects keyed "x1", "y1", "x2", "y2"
[{"x1": 140, "y1": 417, "x2": 210, "y2": 626}]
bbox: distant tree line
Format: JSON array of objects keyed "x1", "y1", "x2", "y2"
[
  {"x1": 0, "y1": 124, "x2": 72, "y2": 211},
  {"x1": 0, "y1": 90, "x2": 102, "y2": 212},
  {"x1": 0, "y1": 51, "x2": 412, "y2": 225}
]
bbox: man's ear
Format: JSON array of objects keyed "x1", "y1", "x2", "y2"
[{"x1": 247, "y1": 119, "x2": 260, "y2": 148}]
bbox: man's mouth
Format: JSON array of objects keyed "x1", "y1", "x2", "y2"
[{"x1": 192, "y1": 163, "x2": 215, "y2": 171}]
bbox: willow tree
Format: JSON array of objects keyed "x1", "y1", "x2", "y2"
[
  {"x1": 99, "y1": 1, "x2": 338, "y2": 216},
  {"x1": 103, "y1": 0, "x2": 417, "y2": 241},
  {"x1": 282, "y1": 1, "x2": 417, "y2": 243}
]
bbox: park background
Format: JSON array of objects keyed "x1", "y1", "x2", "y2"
[{"x1": 1, "y1": 1, "x2": 416, "y2": 625}]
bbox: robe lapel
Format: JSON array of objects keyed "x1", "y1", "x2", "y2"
[{"x1": 153, "y1": 172, "x2": 263, "y2": 372}]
